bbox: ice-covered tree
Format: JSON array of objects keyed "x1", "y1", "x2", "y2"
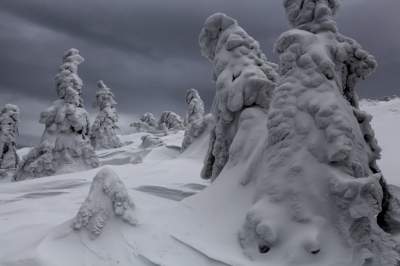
[
  {"x1": 237, "y1": 1, "x2": 398, "y2": 264},
  {"x1": 184, "y1": 5, "x2": 400, "y2": 265},
  {"x1": 130, "y1": 112, "x2": 158, "y2": 133},
  {"x1": 181, "y1": 88, "x2": 207, "y2": 151},
  {"x1": 158, "y1": 111, "x2": 184, "y2": 131},
  {"x1": 72, "y1": 167, "x2": 136, "y2": 239},
  {"x1": 0, "y1": 104, "x2": 20, "y2": 176},
  {"x1": 90, "y1": 80, "x2": 122, "y2": 150},
  {"x1": 14, "y1": 48, "x2": 99, "y2": 181},
  {"x1": 199, "y1": 13, "x2": 278, "y2": 181}
]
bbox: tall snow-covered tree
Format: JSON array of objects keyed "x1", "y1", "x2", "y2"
[
  {"x1": 181, "y1": 88, "x2": 207, "y2": 151},
  {"x1": 199, "y1": 13, "x2": 278, "y2": 181},
  {"x1": 179, "y1": 5, "x2": 400, "y2": 265},
  {"x1": 0, "y1": 104, "x2": 20, "y2": 176},
  {"x1": 90, "y1": 80, "x2": 122, "y2": 150},
  {"x1": 15, "y1": 48, "x2": 99, "y2": 181}
]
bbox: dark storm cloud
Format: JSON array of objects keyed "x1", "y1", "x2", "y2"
[{"x1": 0, "y1": 0, "x2": 399, "y2": 144}]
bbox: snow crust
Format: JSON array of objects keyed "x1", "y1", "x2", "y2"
[
  {"x1": 15, "y1": 48, "x2": 99, "y2": 181},
  {"x1": 199, "y1": 13, "x2": 278, "y2": 181},
  {"x1": 90, "y1": 80, "x2": 122, "y2": 150},
  {"x1": 0, "y1": 104, "x2": 20, "y2": 177}
]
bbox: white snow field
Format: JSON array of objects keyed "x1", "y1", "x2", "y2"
[{"x1": 0, "y1": 98, "x2": 398, "y2": 266}]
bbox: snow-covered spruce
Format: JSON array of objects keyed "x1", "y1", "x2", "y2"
[
  {"x1": 90, "y1": 80, "x2": 122, "y2": 150},
  {"x1": 0, "y1": 104, "x2": 20, "y2": 176},
  {"x1": 130, "y1": 112, "x2": 158, "y2": 133},
  {"x1": 181, "y1": 88, "x2": 207, "y2": 151},
  {"x1": 199, "y1": 13, "x2": 278, "y2": 181},
  {"x1": 72, "y1": 167, "x2": 136, "y2": 239},
  {"x1": 236, "y1": 1, "x2": 400, "y2": 264},
  {"x1": 14, "y1": 49, "x2": 99, "y2": 181},
  {"x1": 158, "y1": 111, "x2": 184, "y2": 131}
]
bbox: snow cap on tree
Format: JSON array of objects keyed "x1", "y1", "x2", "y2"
[
  {"x1": 95, "y1": 80, "x2": 117, "y2": 110},
  {"x1": 55, "y1": 48, "x2": 84, "y2": 103},
  {"x1": 284, "y1": 0, "x2": 340, "y2": 32}
]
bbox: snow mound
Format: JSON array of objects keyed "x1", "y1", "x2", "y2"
[{"x1": 72, "y1": 167, "x2": 136, "y2": 239}]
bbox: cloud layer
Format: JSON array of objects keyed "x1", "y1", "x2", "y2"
[{"x1": 0, "y1": 0, "x2": 399, "y2": 145}]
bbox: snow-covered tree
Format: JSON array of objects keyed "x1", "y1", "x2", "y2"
[
  {"x1": 181, "y1": 88, "x2": 207, "y2": 151},
  {"x1": 90, "y1": 80, "x2": 122, "y2": 150},
  {"x1": 130, "y1": 112, "x2": 158, "y2": 133},
  {"x1": 0, "y1": 104, "x2": 20, "y2": 176},
  {"x1": 158, "y1": 111, "x2": 184, "y2": 131},
  {"x1": 199, "y1": 13, "x2": 278, "y2": 181},
  {"x1": 72, "y1": 167, "x2": 136, "y2": 239},
  {"x1": 14, "y1": 48, "x2": 99, "y2": 181},
  {"x1": 184, "y1": 5, "x2": 400, "y2": 265},
  {"x1": 237, "y1": 1, "x2": 399, "y2": 264}
]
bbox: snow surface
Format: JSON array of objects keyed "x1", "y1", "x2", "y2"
[{"x1": 0, "y1": 98, "x2": 398, "y2": 265}]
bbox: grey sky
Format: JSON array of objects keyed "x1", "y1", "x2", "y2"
[{"x1": 0, "y1": 0, "x2": 399, "y2": 145}]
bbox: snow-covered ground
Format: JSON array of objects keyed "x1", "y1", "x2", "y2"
[
  {"x1": 360, "y1": 98, "x2": 400, "y2": 185},
  {"x1": 0, "y1": 98, "x2": 399, "y2": 266}
]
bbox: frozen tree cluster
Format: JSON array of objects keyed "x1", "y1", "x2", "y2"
[
  {"x1": 15, "y1": 49, "x2": 99, "y2": 181},
  {"x1": 72, "y1": 167, "x2": 136, "y2": 239},
  {"x1": 90, "y1": 80, "x2": 122, "y2": 150},
  {"x1": 0, "y1": 104, "x2": 20, "y2": 177},
  {"x1": 158, "y1": 111, "x2": 184, "y2": 131},
  {"x1": 181, "y1": 88, "x2": 207, "y2": 151},
  {"x1": 130, "y1": 112, "x2": 158, "y2": 133},
  {"x1": 199, "y1": 13, "x2": 279, "y2": 181}
]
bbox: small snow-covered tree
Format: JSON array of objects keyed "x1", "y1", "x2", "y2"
[
  {"x1": 90, "y1": 80, "x2": 122, "y2": 150},
  {"x1": 0, "y1": 104, "x2": 20, "y2": 176},
  {"x1": 181, "y1": 88, "x2": 207, "y2": 151},
  {"x1": 199, "y1": 13, "x2": 278, "y2": 181},
  {"x1": 130, "y1": 112, "x2": 158, "y2": 132},
  {"x1": 15, "y1": 49, "x2": 99, "y2": 181},
  {"x1": 158, "y1": 111, "x2": 184, "y2": 131},
  {"x1": 72, "y1": 167, "x2": 136, "y2": 239}
]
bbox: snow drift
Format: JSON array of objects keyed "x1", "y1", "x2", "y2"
[{"x1": 72, "y1": 167, "x2": 136, "y2": 238}]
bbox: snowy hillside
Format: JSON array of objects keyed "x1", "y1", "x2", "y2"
[
  {"x1": 360, "y1": 98, "x2": 400, "y2": 185},
  {"x1": 0, "y1": 98, "x2": 398, "y2": 266}
]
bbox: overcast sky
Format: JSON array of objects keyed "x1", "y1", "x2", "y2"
[{"x1": 0, "y1": 0, "x2": 399, "y2": 145}]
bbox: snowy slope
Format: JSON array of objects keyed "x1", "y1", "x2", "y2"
[
  {"x1": 0, "y1": 98, "x2": 399, "y2": 266},
  {"x1": 360, "y1": 98, "x2": 400, "y2": 185}
]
